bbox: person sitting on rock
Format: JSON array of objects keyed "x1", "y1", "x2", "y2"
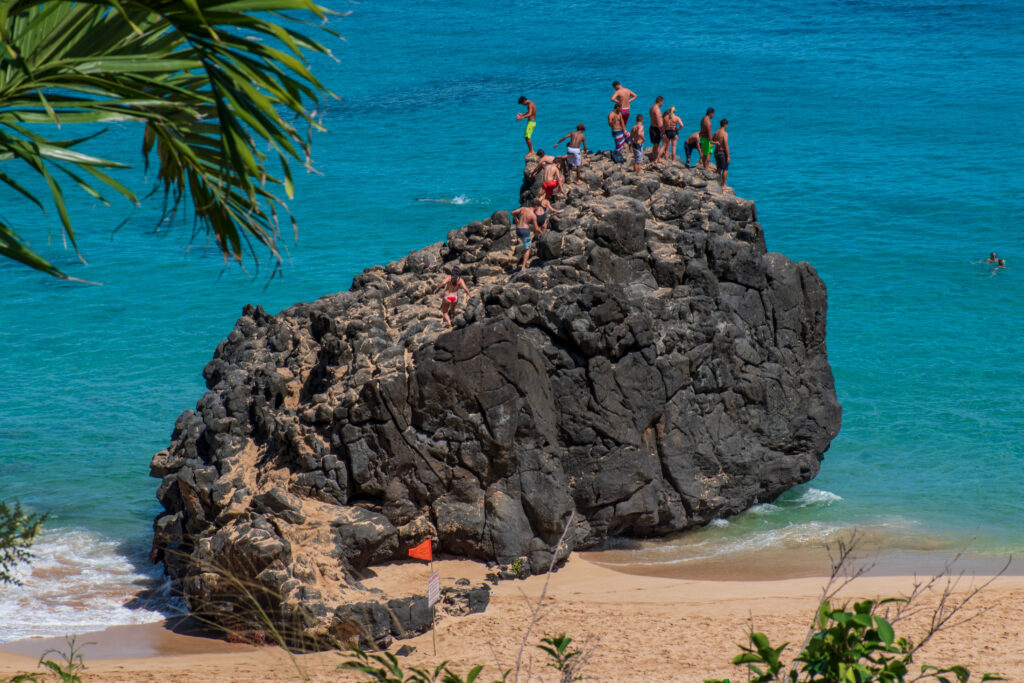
[
  {"x1": 533, "y1": 196, "x2": 562, "y2": 235},
  {"x1": 435, "y1": 266, "x2": 471, "y2": 327},
  {"x1": 511, "y1": 203, "x2": 540, "y2": 273},
  {"x1": 538, "y1": 156, "x2": 565, "y2": 199},
  {"x1": 527, "y1": 149, "x2": 556, "y2": 179}
]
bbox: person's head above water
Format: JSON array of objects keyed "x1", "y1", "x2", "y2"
[{"x1": 990, "y1": 252, "x2": 998, "y2": 259}]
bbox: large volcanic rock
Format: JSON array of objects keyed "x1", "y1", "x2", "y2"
[{"x1": 150, "y1": 153, "x2": 841, "y2": 647}]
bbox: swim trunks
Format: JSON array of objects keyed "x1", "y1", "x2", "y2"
[
  {"x1": 613, "y1": 129, "x2": 629, "y2": 151},
  {"x1": 700, "y1": 136, "x2": 712, "y2": 156},
  {"x1": 683, "y1": 139, "x2": 697, "y2": 163},
  {"x1": 524, "y1": 120, "x2": 536, "y2": 139},
  {"x1": 566, "y1": 146, "x2": 582, "y2": 168},
  {"x1": 537, "y1": 212, "x2": 548, "y2": 227},
  {"x1": 650, "y1": 126, "x2": 662, "y2": 145},
  {"x1": 541, "y1": 179, "x2": 559, "y2": 198},
  {"x1": 632, "y1": 143, "x2": 643, "y2": 165},
  {"x1": 515, "y1": 226, "x2": 532, "y2": 250},
  {"x1": 620, "y1": 108, "x2": 630, "y2": 126},
  {"x1": 714, "y1": 147, "x2": 728, "y2": 171}
]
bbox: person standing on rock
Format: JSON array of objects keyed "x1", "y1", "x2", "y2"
[
  {"x1": 712, "y1": 119, "x2": 730, "y2": 190},
  {"x1": 649, "y1": 96, "x2": 665, "y2": 162},
  {"x1": 630, "y1": 114, "x2": 646, "y2": 173},
  {"x1": 608, "y1": 102, "x2": 628, "y2": 163},
  {"x1": 511, "y1": 203, "x2": 540, "y2": 273},
  {"x1": 435, "y1": 266, "x2": 471, "y2": 327},
  {"x1": 611, "y1": 81, "x2": 637, "y2": 127},
  {"x1": 554, "y1": 124, "x2": 587, "y2": 183},
  {"x1": 699, "y1": 107, "x2": 715, "y2": 171},
  {"x1": 683, "y1": 131, "x2": 700, "y2": 167},
  {"x1": 661, "y1": 106, "x2": 682, "y2": 161},
  {"x1": 516, "y1": 96, "x2": 537, "y2": 157}
]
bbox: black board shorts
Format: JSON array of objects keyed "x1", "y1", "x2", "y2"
[
  {"x1": 650, "y1": 126, "x2": 662, "y2": 145},
  {"x1": 714, "y1": 148, "x2": 728, "y2": 170}
]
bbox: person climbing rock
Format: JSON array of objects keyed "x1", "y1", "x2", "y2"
[
  {"x1": 555, "y1": 124, "x2": 588, "y2": 182},
  {"x1": 435, "y1": 267, "x2": 470, "y2": 326},
  {"x1": 511, "y1": 203, "x2": 540, "y2": 272}
]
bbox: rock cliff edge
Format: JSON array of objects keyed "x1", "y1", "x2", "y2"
[{"x1": 150, "y1": 153, "x2": 841, "y2": 647}]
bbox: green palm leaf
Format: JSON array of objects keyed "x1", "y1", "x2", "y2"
[{"x1": 0, "y1": 0, "x2": 338, "y2": 279}]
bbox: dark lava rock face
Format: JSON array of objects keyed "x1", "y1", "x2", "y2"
[{"x1": 150, "y1": 154, "x2": 841, "y2": 646}]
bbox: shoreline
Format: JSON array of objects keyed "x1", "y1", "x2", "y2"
[{"x1": 3, "y1": 555, "x2": 1023, "y2": 682}]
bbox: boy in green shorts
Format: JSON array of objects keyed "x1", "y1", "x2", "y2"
[{"x1": 516, "y1": 96, "x2": 537, "y2": 157}]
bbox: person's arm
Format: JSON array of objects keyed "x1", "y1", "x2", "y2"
[
  {"x1": 628, "y1": 90, "x2": 637, "y2": 103},
  {"x1": 581, "y1": 135, "x2": 587, "y2": 154},
  {"x1": 459, "y1": 278, "x2": 471, "y2": 294},
  {"x1": 434, "y1": 275, "x2": 450, "y2": 292},
  {"x1": 554, "y1": 133, "x2": 570, "y2": 147}
]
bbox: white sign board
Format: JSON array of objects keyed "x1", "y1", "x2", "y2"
[{"x1": 427, "y1": 571, "x2": 440, "y2": 607}]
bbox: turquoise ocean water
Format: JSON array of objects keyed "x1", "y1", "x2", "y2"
[{"x1": 1, "y1": 0, "x2": 1021, "y2": 640}]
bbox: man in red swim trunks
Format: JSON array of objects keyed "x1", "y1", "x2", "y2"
[
  {"x1": 611, "y1": 81, "x2": 637, "y2": 127},
  {"x1": 540, "y1": 159, "x2": 564, "y2": 198}
]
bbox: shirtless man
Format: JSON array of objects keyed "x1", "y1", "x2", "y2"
[
  {"x1": 510, "y1": 203, "x2": 540, "y2": 272},
  {"x1": 608, "y1": 102, "x2": 628, "y2": 163},
  {"x1": 699, "y1": 107, "x2": 715, "y2": 171},
  {"x1": 611, "y1": 81, "x2": 637, "y2": 127},
  {"x1": 648, "y1": 96, "x2": 665, "y2": 162},
  {"x1": 630, "y1": 115, "x2": 646, "y2": 173},
  {"x1": 516, "y1": 96, "x2": 537, "y2": 156},
  {"x1": 682, "y1": 132, "x2": 700, "y2": 167},
  {"x1": 712, "y1": 118, "x2": 730, "y2": 190},
  {"x1": 435, "y1": 267, "x2": 471, "y2": 327},
  {"x1": 555, "y1": 124, "x2": 588, "y2": 182},
  {"x1": 539, "y1": 158, "x2": 565, "y2": 199},
  {"x1": 527, "y1": 149, "x2": 556, "y2": 179}
]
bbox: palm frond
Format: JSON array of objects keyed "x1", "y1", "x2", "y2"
[{"x1": 0, "y1": 0, "x2": 338, "y2": 278}]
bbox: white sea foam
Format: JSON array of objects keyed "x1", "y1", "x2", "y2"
[
  {"x1": 796, "y1": 488, "x2": 843, "y2": 506},
  {"x1": 748, "y1": 503, "x2": 783, "y2": 515},
  {"x1": 414, "y1": 195, "x2": 471, "y2": 205},
  {"x1": 595, "y1": 521, "x2": 849, "y2": 567},
  {"x1": 709, "y1": 518, "x2": 730, "y2": 527},
  {"x1": 0, "y1": 529, "x2": 173, "y2": 643}
]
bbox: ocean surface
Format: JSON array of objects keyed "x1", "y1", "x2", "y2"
[{"x1": 1, "y1": 0, "x2": 1022, "y2": 641}]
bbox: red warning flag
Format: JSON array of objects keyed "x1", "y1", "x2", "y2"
[{"x1": 408, "y1": 539, "x2": 432, "y2": 562}]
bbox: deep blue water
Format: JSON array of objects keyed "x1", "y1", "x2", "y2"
[{"x1": 1, "y1": 0, "x2": 1022, "y2": 639}]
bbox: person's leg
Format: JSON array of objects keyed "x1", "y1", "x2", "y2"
[
  {"x1": 441, "y1": 300, "x2": 451, "y2": 325},
  {"x1": 521, "y1": 247, "x2": 530, "y2": 272},
  {"x1": 721, "y1": 168, "x2": 728, "y2": 189}
]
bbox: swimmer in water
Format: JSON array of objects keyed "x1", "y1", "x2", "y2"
[
  {"x1": 990, "y1": 258, "x2": 1006, "y2": 275},
  {"x1": 971, "y1": 251, "x2": 999, "y2": 265},
  {"x1": 435, "y1": 266, "x2": 470, "y2": 326}
]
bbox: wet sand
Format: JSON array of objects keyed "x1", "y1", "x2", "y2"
[{"x1": 2, "y1": 554, "x2": 1022, "y2": 682}]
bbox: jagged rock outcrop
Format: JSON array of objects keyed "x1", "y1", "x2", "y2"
[{"x1": 150, "y1": 153, "x2": 841, "y2": 646}]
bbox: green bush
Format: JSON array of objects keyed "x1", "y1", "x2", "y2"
[
  {"x1": 0, "y1": 501, "x2": 45, "y2": 586},
  {"x1": 705, "y1": 598, "x2": 1005, "y2": 683}
]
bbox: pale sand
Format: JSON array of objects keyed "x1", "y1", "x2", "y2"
[{"x1": 2, "y1": 555, "x2": 1022, "y2": 682}]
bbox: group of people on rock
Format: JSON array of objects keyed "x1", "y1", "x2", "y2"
[
  {"x1": 517, "y1": 82, "x2": 733, "y2": 192},
  {"x1": 438, "y1": 81, "x2": 737, "y2": 326}
]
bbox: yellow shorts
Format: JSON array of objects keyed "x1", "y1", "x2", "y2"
[{"x1": 524, "y1": 120, "x2": 536, "y2": 139}]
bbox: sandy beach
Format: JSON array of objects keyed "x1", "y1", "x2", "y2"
[{"x1": 2, "y1": 554, "x2": 1022, "y2": 682}]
